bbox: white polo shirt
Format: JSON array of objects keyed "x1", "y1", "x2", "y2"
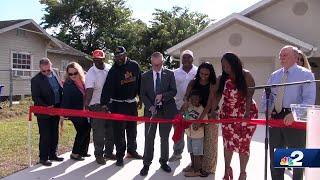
[
  {"x1": 174, "y1": 65, "x2": 198, "y2": 109},
  {"x1": 85, "y1": 63, "x2": 111, "y2": 105}
]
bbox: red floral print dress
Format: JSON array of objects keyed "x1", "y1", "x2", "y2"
[{"x1": 219, "y1": 78, "x2": 257, "y2": 155}]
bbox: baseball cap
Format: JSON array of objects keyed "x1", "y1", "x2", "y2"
[
  {"x1": 114, "y1": 46, "x2": 126, "y2": 56},
  {"x1": 92, "y1": 49, "x2": 105, "y2": 59}
]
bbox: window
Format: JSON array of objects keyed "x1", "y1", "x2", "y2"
[{"x1": 12, "y1": 52, "x2": 31, "y2": 77}]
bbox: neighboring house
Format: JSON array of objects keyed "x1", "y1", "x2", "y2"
[
  {"x1": 0, "y1": 19, "x2": 91, "y2": 97},
  {"x1": 167, "y1": 0, "x2": 320, "y2": 107}
]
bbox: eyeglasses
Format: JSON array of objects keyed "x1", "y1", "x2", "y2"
[
  {"x1": 41, "y1": 69, "x2": 51, "y2": 73},
  {"x1": 68, "y1": 72, "x2": 79, "y2": 76}
]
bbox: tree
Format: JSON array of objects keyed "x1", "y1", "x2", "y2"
[
  {"x1": 143, "y1": 6, "x2": 212, "y2": 68},
  {"x1": 40, "y1": 0, "x2": 132, "y2": 54}
]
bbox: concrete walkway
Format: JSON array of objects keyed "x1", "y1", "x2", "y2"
[{"x1": 4, "y1": 125, "x2": 298, "y2": 180}]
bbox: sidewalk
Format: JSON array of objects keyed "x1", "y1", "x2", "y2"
[{"x1": 4, "y1": 125, "x2": 296, "y2": 180}]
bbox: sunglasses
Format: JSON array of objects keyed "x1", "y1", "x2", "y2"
[
  {"x1": 41, "y1": 69, "x2": 51, "y2": 73},
  {"x1": 68, "y1": 72, "x2": 79, "y2": 76}
]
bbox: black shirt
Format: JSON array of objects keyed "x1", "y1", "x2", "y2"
[{"x1": 100, "y1": 58, "x2": 141, "y2": 107}]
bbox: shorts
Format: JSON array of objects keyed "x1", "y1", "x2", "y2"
[{"x1": 187, "y1": 137, "x2": 204, "y2": 155}]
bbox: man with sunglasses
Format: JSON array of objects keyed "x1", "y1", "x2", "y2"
[
  {"x1": 101, "y1": 46, "x2": 143, "y2": 166},
  {"x1": 84, "y1": 49, "x2": 114, "y2": 165},
  {"x1": 31, "y1": 58, "x2": 64, "y2": 166}
]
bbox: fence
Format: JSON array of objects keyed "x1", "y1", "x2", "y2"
[{"x1": 0, "y1": 68, "x2": 64, "y2": 107}]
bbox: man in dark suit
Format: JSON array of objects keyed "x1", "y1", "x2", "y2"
[
  {"x1": 139, "y1": 52, "x2": 178, "y2": 176},
  {"x1": 31, "y1": 58, "x2": 64, "y2": 166}
]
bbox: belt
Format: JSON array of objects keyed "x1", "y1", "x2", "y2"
[
  {"x1": 272, "y1": 108, "x2": 291, "y2": 115},
  {"x1": 110, "y1": 98, "x2": 137, "y2": 103}
]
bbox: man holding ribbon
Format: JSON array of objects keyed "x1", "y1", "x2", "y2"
[
  {"x1": 100, "y1": 46, "x2": 143, "y2": 167},
  {"x1": 266, "y1": 45, "x2": 316, "y2": 180},
  {"x1": 139, "y1": 52, "x2": 178, "y2": 176}
]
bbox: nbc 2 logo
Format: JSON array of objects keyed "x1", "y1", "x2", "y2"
[{"x1": 279, "y1": 150, "x2": 304, "y2": 167}]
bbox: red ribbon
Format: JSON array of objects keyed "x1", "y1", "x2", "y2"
[{"x1": 29, "y1": 106, "x2": 306, "y2": 142}]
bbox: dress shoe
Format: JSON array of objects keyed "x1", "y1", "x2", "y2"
[
  {"x1": 160, "y1": 163, "x2": 172, "y2": 173},
  {"x1": 139, "y1": 165, "x2": 149, "y2": 176},
  {"x1": 104, "y1": 154, "x2": 116, "y2": 160},
  {"x1": 81, "y1": 154, "x2": 91, "y2": 157},
  {"x1": 116, "y1": 158, "x2": 124, "y2": 166},
  {"x1": 95, "y1": 156, "x2": 106, "y2": 165},
  {"x1": 126, "y1": 151, "x2": 143, "y2": 159},
  {"x1": 40, "y1": 160, "x2": 52, "y2": 166},
  {"x1": 49, "y1": 156, "x2": 64, "y2": 162},
  {"x1": 70, "y1": 154, "x2": 85, "y2": 161}
]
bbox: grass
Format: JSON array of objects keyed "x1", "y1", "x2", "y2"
[
  {"x1": 0, "y1": 116, "x2": 76, "y2": 178},
  {"x1": 0, "y1": 98, "x2": 144, "y2": 178},
  {"x1": 0, "y1": 98, "x2": 76, "y2": 178}
]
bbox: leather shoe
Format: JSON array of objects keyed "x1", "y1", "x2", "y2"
[
  {"x1": 104, "y1": 154, "x2": 116, "y2": 160},
  {"x1": 80, "y1": 154, "x2": 91, "y2": 157},
  {"x1": 70, "y1": 154, "x2": 85, "y2": 161},
  {"x1": 95, "y1": 156, "x2": 106, "y2": 165},
  {"x1": 40, "y1": 160, "x2": 52, "y2": 166},
  {"x1": 140, "y1": 165, "x2": 149, "y2": 176},
  {"x1": 116, "y1": 158, "x2": 124, "y2": 166},
  {"x1": 126, "y1": 151, "x2": 143, "y2": 159},
  {"x1": 49, "y1": 156, "x2": 64, "y2": 162},
  {"x1": 160, "y1": 163, "x2": 171, "y2": 173}
]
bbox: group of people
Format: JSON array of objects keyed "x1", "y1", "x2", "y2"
[{"x1": 31, "y1": 44, "x2": 316, "y2": 180}]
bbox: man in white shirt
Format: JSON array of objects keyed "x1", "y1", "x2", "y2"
[
  {"x1": 169, "y1": 50, "x2": 198, "y2": 162},
  {"x1": 84, "y1": 49, "x2": 114, "y2": 165}
]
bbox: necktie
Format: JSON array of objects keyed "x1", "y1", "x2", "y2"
[
  {"x1": 155, "y1": 72, "x2": 161, "y2": 94},
  {"x1": 274, "y1": 70, "x2": 288, "y2": 113}
]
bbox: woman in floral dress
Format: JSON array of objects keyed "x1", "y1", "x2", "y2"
[{"x1": 212, "y1": 52, "x2": 257, "y2": 180}]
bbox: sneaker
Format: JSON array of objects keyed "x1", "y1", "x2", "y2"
[
  {"x1": 95, "y1": 156, "x2": 106, "y2": 165},
  {"x1": 168, "y1": 154, "x2": 182, "y2": 162},
  {"x1": 126, "y1": 151, "x2": 143, "y2": 159}
]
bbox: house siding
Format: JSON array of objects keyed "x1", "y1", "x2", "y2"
[
  {"x1": 249, "y1": 0, "x2": 320, "y2": 56},
  {"x1": 0, "y1": 29, "x2": 47, "y2": 96}
]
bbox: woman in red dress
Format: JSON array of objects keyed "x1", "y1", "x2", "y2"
[{"x1": 212, "y1": 52, "x2": 257, "y2": 180}]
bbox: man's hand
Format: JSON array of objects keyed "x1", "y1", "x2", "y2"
[
  {"x1": 284, "y1": 113, "x2": 294, "y2": 126},
  {"x1": 48, "y1": 105, "x2": 54, "y2": 108},
  {"x1": 155, "y1": 94, "x2": 163, "y2": 104},
  {"x1": 149, "y1": 106, "x2": 157, "y2": 115}
]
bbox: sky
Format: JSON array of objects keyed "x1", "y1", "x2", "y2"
[{"x1": 0, "y1": 0, "x2": 260, "y2": 26}]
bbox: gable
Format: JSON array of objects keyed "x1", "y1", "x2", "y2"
[
  {"x1": 183, "y1": 22, "x2": 287, "y2": 58},
  {"x1": 248, "y1": 0, "x2": 320, "y2": 56}
]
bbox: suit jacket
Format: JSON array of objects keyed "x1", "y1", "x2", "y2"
[
  {"x1": 140, "y1": 68, "x2": 178, "y2": 118},
  {"x1": 31, "y1": 71, "x2": 62, "y2": 119}
]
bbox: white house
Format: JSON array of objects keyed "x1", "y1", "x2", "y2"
[
  {"x1": 167, "y1": 0, "x2": 320, "y2": 107},
  {"x1": 0, "y1": 19, "x2": 90, "y2": 97}
]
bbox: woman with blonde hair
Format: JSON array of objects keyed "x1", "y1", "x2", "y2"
[
  {"x1": 61, "y1": 62, "x2": 91, "y2": 160},
  {"x1": 296, "y1": 49, "x2": 312, "y2": 70}
]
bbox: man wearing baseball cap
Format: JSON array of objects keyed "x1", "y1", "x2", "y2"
[
  {"x1": 84, "y1": 49, "x2": 114, "y2": 165},
  {"x1": 101, "y1": 46, "x2": 143, "y2": 166}
]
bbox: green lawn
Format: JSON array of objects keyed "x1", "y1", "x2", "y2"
[{"x1": 0, "y1": 115, "x2": 76, "y2": 178}]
